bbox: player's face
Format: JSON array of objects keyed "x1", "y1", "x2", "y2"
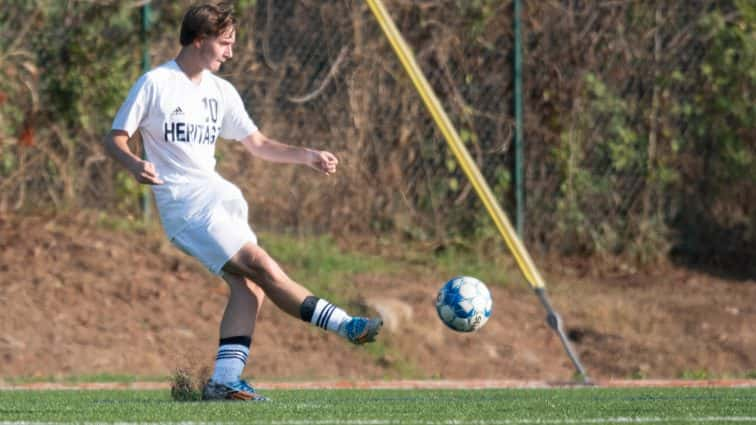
[{"x1": 200, "y1": 27, "x2": 235, "y2": 72}]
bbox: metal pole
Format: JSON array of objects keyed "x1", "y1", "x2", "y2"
[
  {"x1": 141, "y1": 3, "x2": 152, "y2": 222},
  {"x1": 536, "y1": 288, "x2": 591, "y2": 384},
  {"x1": 513, "y1": 0, "x2": 524, "y2": 237}
]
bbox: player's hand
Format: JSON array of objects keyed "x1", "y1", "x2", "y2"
[
  {"x1": 130, "y1": 159, "x2": 164, "y2": 185},
  {"x1": 309, "y1": 150, "x2": 338, "y2": 176}
]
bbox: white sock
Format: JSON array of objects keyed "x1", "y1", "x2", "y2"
[
  {"x1": 310, "y1": 299, "x2": 350, "y2": 332},
  {"x1": 211, "y1": 343, "x2": 249, "y2": 384}
]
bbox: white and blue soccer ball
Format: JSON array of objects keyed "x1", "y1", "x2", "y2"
[{"x1": 435, "y1": 276, "x2": 492, "y2": 332}]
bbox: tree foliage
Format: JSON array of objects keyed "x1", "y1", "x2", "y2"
[{"x1": 0, "y1": 0, "x2": 753, "y2": 271}]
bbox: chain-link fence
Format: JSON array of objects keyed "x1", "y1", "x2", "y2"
[
  {"x1": 1, "y1": 1, "x2": 753, "y2": 272},
  {"x1": 522, "y1": 1, "x2": 754, "y2": 271}
]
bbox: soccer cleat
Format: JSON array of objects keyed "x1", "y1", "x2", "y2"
[
  {"x1": 339, "y1": 316, "x2": 383, "y2": 345},
  {"x1": 201, "y1": 379, "x2": 269, "y2": 402}
]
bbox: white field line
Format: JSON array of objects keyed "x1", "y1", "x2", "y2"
[
  {"x1": 2, "y1": 379, "x2": 756, "y2": 390},
  {"x1": 3, "y1": 418, "x2": 756, "y2": 425}
]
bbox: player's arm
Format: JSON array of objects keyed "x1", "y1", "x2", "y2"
[
  {"x1": 240, "y1": 131, "x2": 338, "y2": 175},
  {"x1": 103, "y1": 130, "x2": 164, "y2": 185}
]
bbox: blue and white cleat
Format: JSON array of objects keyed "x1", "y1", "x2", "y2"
[
  {"x1": 339, "y1": 317, "x2": 383, "y2": 345},
  {"x1": 202, "y1": 379, "x2": 269, "y2": 401}
]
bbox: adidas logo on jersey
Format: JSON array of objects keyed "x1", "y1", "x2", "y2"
[{"x1": 171, "y1": 106, "x2": 184, "y2": 116}]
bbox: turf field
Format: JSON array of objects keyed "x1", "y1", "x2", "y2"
[{"x1": 0, "y1": 387, "x2": 754, "y2": 424}]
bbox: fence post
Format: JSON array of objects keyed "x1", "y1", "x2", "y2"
[
  {"x1": 513, "y1": 0, "x2": 524, "y2": 238},
  {"x1": 141, "y1": 3, "x2": 152, "y2": 223}
]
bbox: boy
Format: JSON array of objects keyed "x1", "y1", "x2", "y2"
[{"x1": 104, "y1": 2, "x2": 381, "y2": 401}]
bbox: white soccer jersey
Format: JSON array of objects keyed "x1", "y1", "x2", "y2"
[{"x1": 112, "y1": 60, "x2": 258, "y2": 237}]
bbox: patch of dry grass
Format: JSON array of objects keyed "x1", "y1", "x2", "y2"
[{"x1": 169, "y1": 366, "x2": 210, "y2": 402}]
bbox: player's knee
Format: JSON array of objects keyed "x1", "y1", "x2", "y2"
[
  {"x1": 241, "y1": 247, "x2": 287, "y2": 288},
  {"x1": 244, "y1": 279, "x2": 266, "y2": 300},
  {"x1": 258, "y1": 260, "x2": 287, "y2": 288}
]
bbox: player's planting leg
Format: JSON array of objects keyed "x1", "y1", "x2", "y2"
[
  {"x1": 202, "y1": 273, "x2": 268, "y2": 402},
  {"x1": 202, "y1": 379, "x2": 268, "y2": 401},
  {"x1": 223, "y1": 243, "x2": 382, "y2": 345}
]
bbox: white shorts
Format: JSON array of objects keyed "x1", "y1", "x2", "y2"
[{"x1": 170, "y1": 197, "x2": 258, "y2": 275}]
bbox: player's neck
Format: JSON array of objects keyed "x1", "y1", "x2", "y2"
[{"x1": 174, "y1": 49, "x2": 204, "y2": 84}]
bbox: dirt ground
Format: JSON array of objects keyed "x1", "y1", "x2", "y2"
[{"x1": 0, "y1": 211, "x2": 754, "y2": 383}]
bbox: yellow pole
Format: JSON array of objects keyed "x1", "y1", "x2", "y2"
[{"x1": 365, "y1": 0, "x2": 545, "y2": 289}]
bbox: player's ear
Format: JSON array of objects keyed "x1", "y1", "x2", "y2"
[{"x1": 192, "y1": 36, "x2": 204, "y2": 49}]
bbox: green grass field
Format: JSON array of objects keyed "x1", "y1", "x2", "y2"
[{"x1": 0, "y1": 387, "x2": 754, "y2": 424}]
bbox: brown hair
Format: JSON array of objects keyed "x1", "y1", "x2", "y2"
[{"x1": 179, "y1": 2, "x2": 237, "y2": 46}]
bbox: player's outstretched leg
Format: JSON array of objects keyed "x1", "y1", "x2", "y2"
[
  {"x1": 222, "y1": 243, "x2": 383, "y2": 345},
  {"x1": 300, "y1": 296, "x2": 383, "y2": 345},
  {"x1": 339, "y1": 316, "x2": 383, "y2": 345}
]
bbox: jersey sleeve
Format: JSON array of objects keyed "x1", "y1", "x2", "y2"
[
  {"x1": 112, "y1": 74, "x2": 152, "y2": 137},
  {"x1": 219, "y1": 82, "x2": 258, "y2": 142}
]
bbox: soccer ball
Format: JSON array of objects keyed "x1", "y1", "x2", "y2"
[{"x1": 435, "y1": 276, "x2": 492, "y2": 332}]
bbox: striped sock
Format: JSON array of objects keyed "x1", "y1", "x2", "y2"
[
  {"x1": 210, "y1": 336, "x2": 251, "y2": 384},
  {"x1": 300, "y1": 296, "x2": 350, "y2": 333}
]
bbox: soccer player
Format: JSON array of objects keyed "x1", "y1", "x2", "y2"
[{"x1": 104, "y1": 2, "x2": 382, "y2": 402}]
